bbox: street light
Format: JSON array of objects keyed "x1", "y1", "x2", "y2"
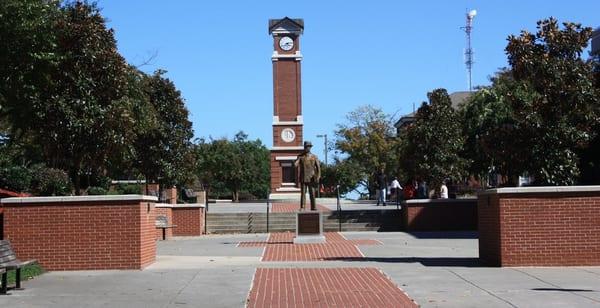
[{"x1": 316, "y1": 134, "x2": 328, "y2": 165}]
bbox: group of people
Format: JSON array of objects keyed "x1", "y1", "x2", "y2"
[{"x1": 374, "y1": 168, "x2": 449, "y2": 206}]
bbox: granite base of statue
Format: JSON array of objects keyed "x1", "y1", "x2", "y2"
[{"x1": 293, "y1": 210, "x2": 326, "y2": 244}]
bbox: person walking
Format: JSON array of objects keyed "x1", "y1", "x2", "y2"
[
  {"x1": 390, "y1": 176, "x2": 402, "y2": 202},
  {"x1": 375, "y1": 167, "x2": 387, "y2": 206},
  {"x1": 440, "y1": 180, "x2": 449, "y2": 199},
  {"x1": 417, "y1": 180, "x2": 428, "y2": 199}
]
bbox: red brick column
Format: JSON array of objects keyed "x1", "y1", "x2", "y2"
[
  {"x1": 1, "y1": 195, "x2": 158, "y2": 270},
  {"x1": 403, "y1": 198, "x2": 478, "y2": 231},
  {"x1": 171, "y1": 205, "x2": 205, "y2": 236},
  {"x1": 164, "y1": 187, "x2": 177, "y2": 204},
  {"x1": 478, "y1": 186, "x2": 600, "y2": 266}
]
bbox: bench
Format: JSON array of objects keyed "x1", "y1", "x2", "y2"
[
  {"x1": 155, "y1": 215, "x2": 176, "y2": 240},
  {"x1": 0, "y1": 240, "x2": 37, "y2": 294}
]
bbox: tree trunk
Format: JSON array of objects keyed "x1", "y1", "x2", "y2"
[
  {"x1": 233, "y1": 189, "x2": 239, "y2": 203},
  {"x1": 73, "y1": 159, "x2": 82, "y2": 195},
  {"x1": 74, "y1": 171, "x2": 81, "y2": 195}
]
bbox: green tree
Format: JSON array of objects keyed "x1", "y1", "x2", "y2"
[
  {"x1": 24, "y1": 1, "x2": 133, "y2": 194},
  {"x1": 460, "y1": 71, "x2": 534, "y2": 185},
  {"x1": 233, "y1": 132, "x2": 270, "y2": 199},
  {"x1": 133, "y1": 70, "x2": 195, "y2": 187},
  {"x1": 0, "y1": 1, "x2": 196, "y2": 194},
  {"x1": 0, "y1": 0, "x2": 60, "y2": 139},
  {"x1": 503, "y1": 18, "x2": 600, "y2": 185},
  {"x1": 399, "y1": 89, "x2": 467, "y2": 192},
  {"x1": 195, "y1": 132, "x2": 269, "y2": 202},
  {"x1": 319, "y1": 158, "x2": 363, "y2": 198},
  {"x1": 578, "y1": 35, "x2": 600, "y2": 184},
  {"x1": 334, "y1": 105, "x2": 399, "y2": 197}
]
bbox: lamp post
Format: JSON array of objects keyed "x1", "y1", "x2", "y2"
[{"x1": 316, "y1": 134, "x2": 328, "y2": 166}]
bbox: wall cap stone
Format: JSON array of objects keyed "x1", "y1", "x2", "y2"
[
  {"x1": 477, "y1": 185, "x2": 600, "y2": 196},
  {"x1": 404, "y1": 198, "x2": 477, "y2": 205},
  {"x1": 1, "y1": 194, "x2": 158, "y2": 204},
  {"x1": 155, "y1": 203, "x2": 205, "y2": 208}
]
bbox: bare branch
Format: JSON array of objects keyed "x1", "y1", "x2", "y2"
[{"x1": 134, "y1": 50, "x2": 158, "y2": 68}]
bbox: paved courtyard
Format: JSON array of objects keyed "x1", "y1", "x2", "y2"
[{"x1": 1, "y1": 231, "x2": 600, "y2": 307}]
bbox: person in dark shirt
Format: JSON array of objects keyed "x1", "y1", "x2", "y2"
[{"x1": 375, "y1": 168, "x2": 387, "y2": 206}]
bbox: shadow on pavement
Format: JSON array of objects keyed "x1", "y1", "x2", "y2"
[
  {"x1": 323, "y1": 256, "x2": 482, "y2": 267},
  {"x1": 408, "y1": 231, "x2": 478, "y2": 239},
  {"x1": 532, "y1": 288, "x2": 596, "y2": 292}
]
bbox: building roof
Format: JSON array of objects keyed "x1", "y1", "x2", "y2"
[
  {"x1": 0, "y1": 188, "x2": 30, "y2": 198},
  {"x1": 393, "y1": 91, "x2": 472, "y2": 129},
  {"x1": 592, "y1": 27, "x2": 600, "y2": 56},
  {"x1": 268, "y1": 17, "x2": 304, "y2": 34},
  {"x1": 448, "y1": 91, "x2": 472, "y2": 109}
]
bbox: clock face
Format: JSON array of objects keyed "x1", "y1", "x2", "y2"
[
  {"x1": 279, "y1": 36, "x2": 294, "y2": 51},
  {"x1": 281, "y1": 128, "x2": 296, "y2": 143}
]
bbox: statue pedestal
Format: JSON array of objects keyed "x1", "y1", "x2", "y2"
[{"x1": 293, "y1": 210, "x2": 325, "y2": 244}]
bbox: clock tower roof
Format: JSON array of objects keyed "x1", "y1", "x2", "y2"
[{"x1": 268, "y1": 17, "x2": 304, "y2": 35}]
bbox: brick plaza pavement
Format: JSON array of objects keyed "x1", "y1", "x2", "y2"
[
  {"x1": 240, "y1": 232, "x2": 418, "y2": 306},
  {"x1": 246, "y1": 268, "x2": 418, "y2": 308},
  {"x1": 2, "y1": 231, "x2": 600, "y2": 307},
  {"x1": 239, "y1": 232, "x2": 381, "y2": 261}
]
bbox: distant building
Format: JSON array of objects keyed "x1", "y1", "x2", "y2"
[
  {"x1": 394, "y1": 91, "x2": 472, "y2": 134},
  {"x1": 592, "y1": 27, "x2": 600, "y2": 56}
]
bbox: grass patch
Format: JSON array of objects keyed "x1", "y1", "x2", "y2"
[{"x1": 3, "y1": 263, "x2": 45, "y2": 285}]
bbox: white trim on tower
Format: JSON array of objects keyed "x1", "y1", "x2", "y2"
[{"x1": 275, "y1": 156, "x2": 299, "y2": 161}]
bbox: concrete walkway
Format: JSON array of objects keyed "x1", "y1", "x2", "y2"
[{"x1": 2, "y1": 232, "x2": 600, "y2": 307}]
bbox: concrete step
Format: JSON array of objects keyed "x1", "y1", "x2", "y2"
[
  {"x1": 205, "y1": 210, "x2": 403, "y2": 234},
  {"x1": 207, "y1": 227, "x2": 380, "y2": 234},
  {"x1": 207, "y1": 213, "x2": 294, "y2": 217},
  {"x1": 207, "y1": 227, "x2": 296, "y2": 232},
  {"x1": 206, "y1": 220, "x2": 297, "y2": 225}
]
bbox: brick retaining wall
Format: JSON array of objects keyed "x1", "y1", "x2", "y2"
[
  {"x1": 155, "y1": 204, "x2": 205, "y2": 238},
  {"x1": 403, "y1": 198, "x2": 478, "y2": 231},
  {"x1": 1, "y1": 195, "x2": 158, "y2": 270},
  {"x1": 478, "y1": 186, "x2": 600, "y2": 266},
  {"x1": 172, "y1": 205, "x2": 205, "y2": 236}
]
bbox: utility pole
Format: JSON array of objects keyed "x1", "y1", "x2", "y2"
[
  {"x1": 316, "y1": 134, "x2": 328, "y2": 165},
  {"x1": 461, "y1": 9, "x2": 477, "y2": 92}
]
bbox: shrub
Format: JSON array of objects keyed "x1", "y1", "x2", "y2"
[
  {"x1": 0, "y1": 165, "x2": 32, "y2": 192},
  {"x1": 112, "y1": 183, "x2": 142, "y2": 194},
  {"x1": 30, "y1": 165, "x2": 72, "y2": 196},
  {"x1": 87, "y1": 186, "x2": 108, "y2": 195},
  {"x1": 87, "y1": 175, "x2": 111, "y2": 191}
]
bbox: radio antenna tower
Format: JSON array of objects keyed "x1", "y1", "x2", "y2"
[{"x1": 461, "y1": 9, "x2": 477, "y2": 92}]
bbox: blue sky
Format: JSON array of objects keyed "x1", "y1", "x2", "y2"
[{"x1": 100, "y1": 0, "x2": 599, "y2": 159}]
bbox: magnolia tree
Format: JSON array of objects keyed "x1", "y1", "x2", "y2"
[
  {"x1": 0, "y1": 1, "x2": 197, "y2": 194},
  {"x1": 460, "y1": 18, "x2": 600, "y2": 186},
  {"x1": 399, "y1": 89, "x2": 467, "y2": 192}
]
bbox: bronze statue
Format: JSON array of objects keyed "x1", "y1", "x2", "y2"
[{"x1": 295, "y1": 141, "x2": 321, "y2": 210}]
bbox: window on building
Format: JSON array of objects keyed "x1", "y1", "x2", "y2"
[{"x1": 281, "y1": 162, "x2": 296, "y2": 184}]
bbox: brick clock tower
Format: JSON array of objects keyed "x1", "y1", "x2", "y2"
[{"x1": 268, "y1": 17, "x2": 304, "y2": 199}]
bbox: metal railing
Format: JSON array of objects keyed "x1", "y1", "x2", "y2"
[{"x1": 336, "y1": 185, "x2": 342, "y2": 232}]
